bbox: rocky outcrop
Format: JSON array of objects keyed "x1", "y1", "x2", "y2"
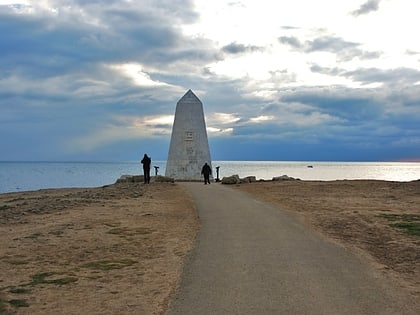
[
  {"x1": 272, "y1": 175, "x2": 297, "y2": 181},
  {"x1": 116, "y1": 175, "x2": 175, "y2": 184},
  {"x1": 116, "y1": 175, "x2": 144, "y2": 183},
  {"x1": 221, "y1": 174, "x2": 297, "y2": 184},
  {"x1": 221, "y1": 175, "x2": 241, "y2": 185},
  {"x1": 240, "y1": 176, "x2": 257, "y2": 183},
  {"x1": 221, "y1": 175, "x2": 260, "y2": 184},
  {"x1": 154, "y1": 175, "x2": 175, "y2": 183}
]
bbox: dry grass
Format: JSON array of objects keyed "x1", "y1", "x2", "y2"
[{"x1": 0, "y1": 182, "x2": 198, "y2": 315}]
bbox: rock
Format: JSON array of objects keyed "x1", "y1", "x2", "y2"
[
  {"x1": 116, "y1": 175, "x2": 174, "y2": 184},
  {"x1": 154, "y1": 175, "x2": 175, "y2": 183},
  {"x1": 240, "y1": 176, "x2": 257, "y2": 183},
  {"x1": 272, "y1": 175, "x2": 296, "y2": 181},
  {"x1": 116, "y1": 175, "x2": 143, "y2": 183},
  {"x1": 221, "y1": 175, "x2": 241, "y2": 185}
]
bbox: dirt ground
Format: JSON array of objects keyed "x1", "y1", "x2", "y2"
[
  {"x1": 1, "y1": 179, "x2": 419, "y2": 314},
  {"x1": 233, "y1": 180, "x2": 420, "y2": 300},
  {"x1": 0, "y1": 182, "x2": 198, "y2": 315}
]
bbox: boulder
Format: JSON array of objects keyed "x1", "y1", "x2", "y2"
[
  {"x1": 240, "y1": 176, "x2": 257, "y2": 183},
  {"x1": 272, "y1": 175, "x2": 296, "y2": 181},
  {"x1": 221, "y1": 174, "x2": 241, "y2": 185},
  {"x1": 116, "y1": 175, "x2": 174, "y2": 184},
  {"x1": 116, "y1": 175, "x2": 144, "y2": 183}
]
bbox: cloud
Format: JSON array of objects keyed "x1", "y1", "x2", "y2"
[
  {"x1": 249, "y1": 115, "x2": 274, "y2": 123},
  {"x1": 279, "y1": 35, "x2": 382, "y2": 62},
  {"x1": 222, "y1": 42, "x2": 263, "y2": 54},
  {"x1": 310, "y1": 65, "x2": 420, "y2": 88},
  {"x1": 278, "y1": 36, "x2": 303, "y2": 49},
  {"x1": 108, "y1": 63, "x2": 172, "y2": 87},
  {"x1": 0, "y1": 1, "x2": 419, "y2": 162},
  {"x1": 67, "y1": 114, "x2": 175, "y2": 152},
  {"x1": 351, "y1": 0, "x2": 382, "y2": 17}
]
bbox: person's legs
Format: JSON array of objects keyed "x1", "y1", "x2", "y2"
[{"x1": 143, "y1": 168, "x2": 149, "y2": 183}]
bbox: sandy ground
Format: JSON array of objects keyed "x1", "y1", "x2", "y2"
[
  {"x1": 0, "y1": 182, "x2": 198, "y2": 315},
  {"x1": 233, "y1": 180, "x2": 420, "y2": 300},
  {"x1": 1, "y1": 179, "x2": 419, "y2": 314}
]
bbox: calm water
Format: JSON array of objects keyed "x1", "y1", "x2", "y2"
[{"x1": 0, "y1": 161, "x2": 419, "y2": 193}]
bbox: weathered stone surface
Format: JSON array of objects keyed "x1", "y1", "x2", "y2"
[
  {"x1": 116, "y1": 175, "x2": 174, "y2": 183},
  {"x1": 165, "y1": 90, "x2": 212, "y2": 181},
  {"x1": 116, "y1": 175, "x2": 144, "y2": 183},
  {"x1": 240, "y1": 176, "x2": 257, "y2": 183},
  {"x1": 221, "y1": 175, "x2": 240, "y2": 185},
  {"x1": 272, "y1": 175, "x2": 296, "y2": 181}
]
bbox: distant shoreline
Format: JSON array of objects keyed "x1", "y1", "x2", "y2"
[
  {"x1": 1, "y1": 177, "x2": 420, "y2": 196},
  {"x1": 1, "y1": 161, "x2": 419, "y2": 193}
]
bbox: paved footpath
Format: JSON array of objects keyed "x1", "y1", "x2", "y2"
[{"x1": 167, "y1": 182, "x2": 419, "y2": 315}]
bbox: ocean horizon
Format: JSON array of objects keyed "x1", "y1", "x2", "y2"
[{"x1": 1, "y1": 160, "x2": 419, "y2": 194}]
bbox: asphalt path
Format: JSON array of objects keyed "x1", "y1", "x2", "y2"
[{"x1": 167, "y1": 182, "x2": 418, "y2": 315}]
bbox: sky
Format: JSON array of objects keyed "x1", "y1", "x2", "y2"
[{"x1": 1, "y1": 0, "x2": 420, "y2": 162}]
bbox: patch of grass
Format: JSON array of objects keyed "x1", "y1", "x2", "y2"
[
  {"x1": 50, "y1": 277, "x2": 78, "y2": 285},
  {"x1": 107, "y1": 227, "x2": 127, "y2": 235},
  {"x1": 24, "y1": 232, "x2": 43, "y2": 239},
  {"x1": 5, "y1": 197, "x2": 25, "y2": 203},
  {"x1": 379, "y1": 213, "x2": 420, "y2": 236},
  {"x1": 0, "y1": 204, "x2": 11, "y2": 211},
  {"x1": 83, "y1": 259, "x2": 137, "y2": 271},
  {"x1": 5, "y1": 259, "x2": 29, "y2": 265},
  {"x1": 379, "y1": 213, "x2": 420, "y2": 222},
  {"x1": 390, "y1": 222, "x2": 420, "y2": 236},
  {"x1": 107, "y1": 227, "x2": 152, "y2": 237},
  {"x1": 30, "y1": 272, "x2": 78, "y2": 286},
  {"x1": 9, "y1": 287, "x2": 31, "y2": 294},
  {"x1": 8, "y1": 299, "x2": 29, "y2": 307},
  {"x1": 104, "y1": 223, "x2": 119, "y2": 228},
  {"x1": 49, "y1": 230, "x2": 64, "y2": 236},
  {"x1": 0, "y1": 295, "x2": 7, "y2": 313},
  {"x1": 31, "y1": 272, "x2": 55, "y2": 285}
]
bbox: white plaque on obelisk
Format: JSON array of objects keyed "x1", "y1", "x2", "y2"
[{"x1": 165, "y1": 90, "x2": 212, "y2": 180}]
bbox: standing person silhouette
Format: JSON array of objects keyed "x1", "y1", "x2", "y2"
[
  {"x1": 141, "y1": 154, "x2": 151, "y2": 184},
  {"x1": 201, "y1": 162, "x2": 212, "y2": 185}
]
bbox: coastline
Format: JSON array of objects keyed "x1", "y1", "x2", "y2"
[
  {"x1": 1, "y1": 160, "x2": 419, "y2": 194},
  {"x1": 1, "y1": 179, "x2": 419, "y2": 313}
]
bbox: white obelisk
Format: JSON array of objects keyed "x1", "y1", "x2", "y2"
[{"x1": 165, "y1": 89, "x2": 212, "y2": 180}]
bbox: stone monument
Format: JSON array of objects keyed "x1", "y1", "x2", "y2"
[{"x1": 165, "y1": 89, "x2": 212, "y2": 180}]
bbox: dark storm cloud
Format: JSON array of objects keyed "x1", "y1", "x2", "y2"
[
  {"x1": 1, "y1": 1, "x2": 419, "y2": 162},
  {"x1": 0, "y1": 0, "x2": 216, "y2": 73},
  {"x1": 0, "y1": 0, "x2": 224, "y2": 160},
  {"x1": 0, "y1": 0, "x2": 222, "y2": 108},
  {"x1": 280, "y1": 87, "x2": 383, "y2": 121}
]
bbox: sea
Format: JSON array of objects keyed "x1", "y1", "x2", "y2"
[{"x1": 0, "y1": 161, "x2": 419, "y2": 194}]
